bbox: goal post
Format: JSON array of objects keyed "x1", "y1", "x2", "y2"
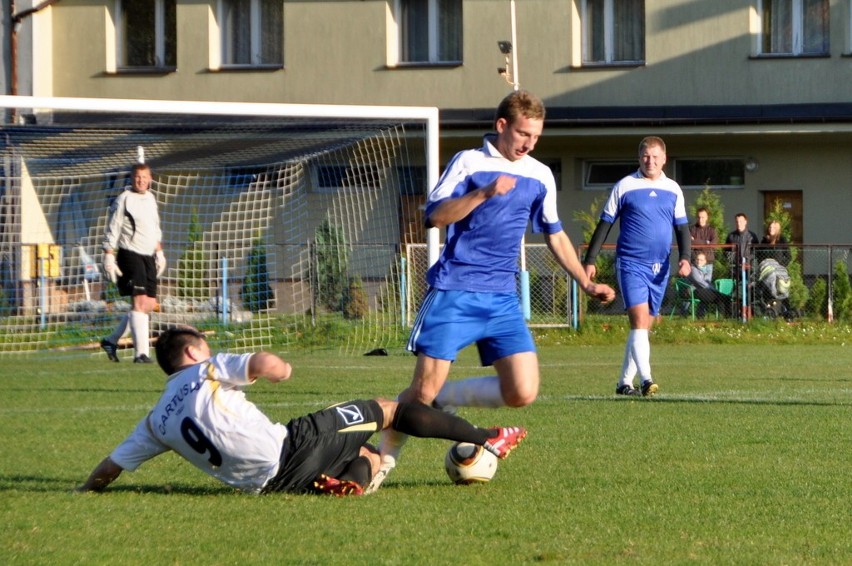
[{"x1": 0, "y1": 95, "x2": 439, "y2": 356}]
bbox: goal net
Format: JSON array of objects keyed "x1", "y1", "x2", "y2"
[{"x1": 0, "y1": 96, "x2": 437, "y2": 357}]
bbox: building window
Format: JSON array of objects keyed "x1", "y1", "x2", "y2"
[
  {"x1": 116, "y1": 0, "x2": 176, "y2": 69},
  {"x1": 583, "y1": 161, "x2": 637, "y2": 190},
  {"x1": 219, "y1": 0, "x2": 283, "y2": 66},
  {"x1": 390, "y1": 0, "x2": 462, "y2": 64},
  {"x1": 673, "y1": 159, "x2": 746, "y2": 189},
  {"x1": 760, "y1": 0, "x2": 829, "y2": 55},
  {"x1": 540, "y1": 158, "x2": 563, "y2": 191},
  {"x1": 397, "y1": 166, "x2": 426, "y2": 196},
  {"x1": 581, "y1": 0, "x2": 644, "y2": 65}
]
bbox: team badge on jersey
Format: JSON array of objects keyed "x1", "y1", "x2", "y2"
[{"x1": 335, "y1": 404, "x2": 365, "y2": 426}]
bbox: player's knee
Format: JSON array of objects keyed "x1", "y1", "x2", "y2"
[{"x1": 503, "y1": 386, "x2": 538, "y2": 407}]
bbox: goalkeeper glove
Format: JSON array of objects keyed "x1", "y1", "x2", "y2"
[
  {"x1": 155, "y1": 250, "x2": 166, "y2": 278},
  {"x1": 103, "y1": 252, "x2": 123, "y2": 284}
]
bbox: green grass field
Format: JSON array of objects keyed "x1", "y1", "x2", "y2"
[{"x1": 2, "y1": 342, "x2": 850, "y2": 565}]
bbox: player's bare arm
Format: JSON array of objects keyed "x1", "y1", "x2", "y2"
[
  {"x1": 428, "y1": 175, "x2": 516, "y2": 229},
  {"x1": 545, "y1": 231, "x2": 615, "y2": 304},
  {"x1": 77, "y1": 457, "x2": 123, "y2": 492},
  {"x1": 248, "y1": 352, "x2": 292, "y2": 383}
]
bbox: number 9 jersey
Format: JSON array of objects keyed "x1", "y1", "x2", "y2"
[{"x1": 109, "y1": 353, "x2": 288, "y2": 493}]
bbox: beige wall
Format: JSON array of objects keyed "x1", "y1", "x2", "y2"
[
  {"x1": 37, "y1": 1, "x2": 852, "y2": 246},
  {"x1": 48, "y1": 1, "x2": 852, "y2": 107}
]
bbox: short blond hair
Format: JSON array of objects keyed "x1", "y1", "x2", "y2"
[
  {"x1": 495, "y1": 90, "x2": 545, "y2": 125},
  {"x1": 639, "y1": 136, "x2": 666, "y2": 154}
]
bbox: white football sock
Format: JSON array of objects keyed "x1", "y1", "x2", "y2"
[
  {"x1": 628, "y1": 329, "x2": 653, "y2": 383},
  {"x1": 433, "y1": 376, "x2": 506, "y2": 408},
  {"x1": 619, "y1": 343, "x2": 637, "y2": 387},
  {"x1": 106, "y1": 312, "x2": 130, "y2": 345},
  {"x1": 129, "y1": 310, "x2": 150, "y2": 357}
]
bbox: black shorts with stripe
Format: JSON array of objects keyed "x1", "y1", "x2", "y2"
[
  {"x1": 116, "y1": 249, "x2": 157, "y2": 298},
  {"x1": 262, "y1": 399, "x2": 383, "y2": 494}
]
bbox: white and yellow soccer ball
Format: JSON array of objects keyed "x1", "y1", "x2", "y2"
[{"x1": 444, "y1": 442, "x2": 498, "y2": 484}]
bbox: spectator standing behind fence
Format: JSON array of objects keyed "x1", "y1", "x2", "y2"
[
  {"x1": 583, "y1": 136, "x2": 691, "y2": 398},
  {"x1": 689, "y1": 207, "x2": 718, "y2": 278},
  {"x1": 758, "y1": 220, "x2": 790, "y2": 265},
  {"x1": 100, "y1": 163, "x2": 166, "y2": 364},
  {"x1": 725, "y1": 213, "x2": 759, "y2": 269}
]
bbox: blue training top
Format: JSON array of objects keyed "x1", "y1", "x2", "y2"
[
  {"x1": 425, "y1": 135, "x2": 562, "y2": 294},
  {"x1": 601, "y1": 170, "x2": 688, "y2": 264}
]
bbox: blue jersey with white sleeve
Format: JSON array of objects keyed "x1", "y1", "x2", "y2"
[
  {"x1": 425, "y1": 136, "x2": 562, "y2": 293},
  {"x1": 601, "y1": 171, "x2": 688, "y2": 263}
]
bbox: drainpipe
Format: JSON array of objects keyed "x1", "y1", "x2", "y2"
[{"x1": 9, "y1": 0, "x2": 63, "y2": 96}]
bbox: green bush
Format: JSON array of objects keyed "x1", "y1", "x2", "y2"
[
  {"x1": 178, "y1": 208, "x2": 210, "y2": 300},
  {"x1": 832, "y1": 259, "x2": 852, "y2": 321},
  {"x1": 313, "y1": 220, "x2": 349, "y2": 313},
  {"x1": 807, "y1": 277, "x2": 827, "y2": 319},
  {"x1": 341, "y1": 275, "x2": 368, "y2": 319},
  {"x1": 241, "y1": 236, "x2": 273, "y2": 313},
  {"x1": 785, "y1": 246, "x2": 809, "y2": 312}
]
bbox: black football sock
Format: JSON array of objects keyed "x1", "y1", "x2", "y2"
[
  {"x1": 338, "y1": 456, "x2": 372, "y2": 487},
  {"x1": 391, "y1": 401, "x2": 491, "y2": 445}
]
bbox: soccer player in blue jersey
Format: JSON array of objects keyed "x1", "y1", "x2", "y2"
[
  {"x1": 583, "y1": 136, "x2": 691, "y2": 397},
  {"x1": 367, "y1": 90, "x2": 615, "y2": 493}
]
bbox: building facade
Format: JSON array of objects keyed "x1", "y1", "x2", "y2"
[{"x1": 8, "y1": 0, "x2": 852, "y2": 245}]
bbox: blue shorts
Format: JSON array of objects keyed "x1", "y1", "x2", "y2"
[
  {"x1": 616, "y1": 257, "x2": 670, "y2": 315},
  {"x1": 407, "y1": 288, "x2": 535, "y2": 366}
]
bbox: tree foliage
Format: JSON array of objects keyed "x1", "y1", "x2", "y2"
[{"x1": 241, "y1": 235, "x2": 273, "y2": 313}]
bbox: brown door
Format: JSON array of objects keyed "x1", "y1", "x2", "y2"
[
  {"x1": 763, "y1": 191, "x2": 803, "y2": 243},
  {"x1": 400, "y1": 194, "x2": 426, "y2": 246}
]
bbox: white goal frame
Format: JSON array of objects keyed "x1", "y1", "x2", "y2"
[{"x1": 0, "y1": 95, "x2": 440, "y2": 356}]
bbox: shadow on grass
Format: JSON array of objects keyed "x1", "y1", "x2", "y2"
[
  {"x1": 557, "y1": 395, "x2": 848, "y2": 407},
  {"x1": 0, "y1": 474, "x2": 235, "y2": 496},
  {"x1": 5, "y1": 386, "x2": 164, "y2": 395}
]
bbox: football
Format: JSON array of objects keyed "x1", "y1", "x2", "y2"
[{"x1": 444, "y1": 442, "x2": 498, "y2": 484}]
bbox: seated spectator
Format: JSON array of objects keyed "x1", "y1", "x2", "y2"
[
  {"x1": 687, "y1": 252, "x2": 714, "y2": 289},
  {"x1": 685, "y1": 253, "x2": 731, "y2": 317}
]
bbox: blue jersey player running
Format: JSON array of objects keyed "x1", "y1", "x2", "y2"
[
  {"x1": 367, "y1": 90, "x2": 615, "y2": 493},
  {"x1": 583, "y1": 136, "x2": 691, "y2": 397}
]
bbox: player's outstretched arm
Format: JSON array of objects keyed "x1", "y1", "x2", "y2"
[
  {"x1": 248, "y1": 352, "x2": 292, "y2": 383},
  {"x1": 545, "y1": 231, "x2": 615, "y2": 303},
  {"x1": 77, "y1": 457, "x2": 123, "y2": 492}
]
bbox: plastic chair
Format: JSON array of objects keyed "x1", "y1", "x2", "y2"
[
  {"x1": 714, "y1": 278, "x2": 734, "y2": 296},
  {"x1": 669, "y1": 277, "x2": 699, "y2": 320},
  {"x1": 713, "y1": 278, "x2": 735, "y2": 318}
]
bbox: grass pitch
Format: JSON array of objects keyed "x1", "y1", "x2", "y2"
[{"x1": 1, "y1": 343, "x2": 850, "y2": 564}]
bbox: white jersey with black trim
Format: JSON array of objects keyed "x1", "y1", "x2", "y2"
[
  {"x1": 425, "y1": 135, "x2": 562, "y2": 294},
  {"x1": 601, "y1": 171, "x2": 688, "y2": 264},
  {"x1": 110, "y1": 353, "x2": 288, "y2": 494},
  {"x1": 103, "y1": 189, "x2": 162, "y2": 256}
]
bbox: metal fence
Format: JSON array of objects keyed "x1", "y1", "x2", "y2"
[{"x1": 405, "y1": 243, "x2": 852, "y2": 328}]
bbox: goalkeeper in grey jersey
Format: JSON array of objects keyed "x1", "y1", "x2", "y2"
[{"x1": 100, "y1": 163, "x2": 166, "y2": 364}]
